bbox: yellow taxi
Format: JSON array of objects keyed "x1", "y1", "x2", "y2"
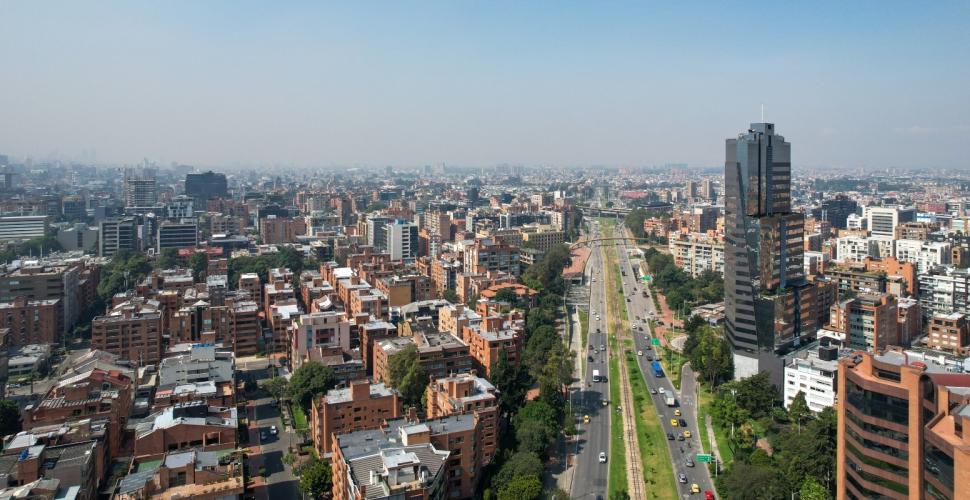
[
  {"x1": 670, "y1": 419, "x2": 679, "y2": 427},
  {"x1": 674, "y1": 409, "x2": 681, "y2": 416},
  {"x1": 691, "y1": 483, "x2": 700, "y2": 494},
  {"x1": 683, "y1": 430, "x2": 692, "y2": 439},
  {"x1": 583, "y1": 415, "x2": 591, "y2": 424}
]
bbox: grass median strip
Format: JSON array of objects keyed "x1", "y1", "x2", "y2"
[
  {"x1": 626, "y1": 350, "x2": 678, "y2": 499},
  {"x1": 608, "y1": 345, "x2": 627, "y2": 496}
]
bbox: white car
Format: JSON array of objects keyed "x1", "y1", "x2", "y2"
[
  {"x1": 658, "y1": 387, "x2": 665, "y2": 394},
  {"x1": 598, "y1": 452, "x2": 607, "y2": 463},
  {"x1": 270, "y1": 425, "x2": 278, "y2": 435},
  {"x1": 637, "y1": 350, "x2": 643, "y2": 356}
]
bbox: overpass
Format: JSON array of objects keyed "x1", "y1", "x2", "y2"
[{"x1": 570, "y1": 236, "x2": 666, "y2": 251}]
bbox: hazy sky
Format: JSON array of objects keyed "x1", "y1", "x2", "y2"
[{"x1": 2, "y1": 1, "x2": 968, "y2": 169}]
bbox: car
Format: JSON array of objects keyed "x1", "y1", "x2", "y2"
[
  {"x1": 683, "y1": 430, "x2": 691, "y2": 439},
  {"x1": 637, "y1": 350, "x2": 643, "y2": 356},
  {"x1": 638, "y1": 325, "x2": 643, "y2": 330},
  {"x1": 600, "y1": 344, "x2": 606, "y2": 350},
  {"x1": 678, "y1": 473, "x2": 687, "y2": 483},
  {"x1": 645, "y1": 344, "x2": 651, "y2": 350},
  {"x1": 674, "y1": 409, "x2": 681, "y2": 416},
  {"x1": 649, "y1": 387, "x2": 657, "y2": 394},
  {"x1": 592, "y1": 278, "x2": 596, "y2": 282},
  {"x1": 270, "y1": 425, "x2": 278, "y2": 435},
  {"x1": 666, "y1": 432, "x2": 675, "y2": 440},
  {"x1": 705, "y1": 491, "x2": 715, "y2": 500},
  {"x1": 670, "y1": 419, "x2": 678, "y2": 427},
  {"x1": 593, "y1": 348, "x2": 599, "y2": 354},
  {"x1": 679, "y1": 418, "x2": 688, "y2": 427},
  {"x1": 685, "y1": 458, "x2": 694, "y2": 467},
  {"x1": 691, "y1": 484, "x2": 700, "y2": 494},
  {"x1": 583, "y1": 415, "x2": 590, "y2": 424},
  {"x1": 658, "y1": 387, "x2": 665, "y2": 394},
  {"x1": 598, "y1": 452, "x2": 607, "y2": 463},
  {"x1": 588, "y1": 355, "x2": 594, "y2": 362},
  {"x1": 646, "y1": 355, "x2": 654, "y2": 361},
  {"x1": 626, "y1": 298, "x2": 631, "y2": 302},
  {"x1": 677, "y1": 434, "x2": 685, "y2": 441},
  {"x1": 602, "y1": 400, "x2": 609, "y2": 406}
]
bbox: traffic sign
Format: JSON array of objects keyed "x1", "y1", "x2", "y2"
[
  {"x1": 696, "y1": 454, "x2": 713, "y2": 463},
  {"x1": 651, "y1": 338, "x2": 660, "y2": 346}
]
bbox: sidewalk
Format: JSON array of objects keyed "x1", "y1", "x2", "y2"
[{"x1": 550, "y1": 308, "x2": 584, "y2": 494}]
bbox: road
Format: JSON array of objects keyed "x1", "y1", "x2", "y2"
[
  {"x1": 570, "y1": 222, "x2": 612, "y2": 500},
  {"x1": 613, "y1": 231, "x2": 717, "y2": 498},
  {"x1": 240, "y1": 363, "x2": 300, "y2": 500}
]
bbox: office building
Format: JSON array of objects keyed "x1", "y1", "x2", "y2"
[
  {"x1": 724, "y1": 123, "x2": 815, "y2": 384},
  {"x1": 0, "y1": 216, "x2": 47, "y2": 243},
  {"x1": 387, "y1": 220, "x2": 418, "y2": 261},
  {"x1": 865, "y1": 205, "x2": 916, "y2": 238},
  {"x1": 366, "y1": 215, "x2": 394, "y2": 251},
  {"x1": 99, "y1": 217, "x2": 138, "y2": 257},
  {"x1": 815, "y1": 195, "x2": 859, "y2": 230},
  {"x1": 837, "y1": 349, "x2": 970, "y2": 499},
  {"x1": 156, "y1": 220, "x2": 198, "y2": 251},
  {"x1": 184, "y1": 171, "x2": 228, "y2": 201}
]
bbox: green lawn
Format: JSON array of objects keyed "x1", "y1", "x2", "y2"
[
  {"x1": 625, "y1": 351, "x2": 678, "y2": 499},
  {"x1": 290, "y1": 402, "x2": 309, "y2": 430},
  {"x1": 607, "y1": 345, "x2": 627, "y2": 497},
  {"x1": 697, "y1": 384, "x2": 734, "y2": 468},
  {"x1": 579, "y1": 309, "x2": 589, "y2": 348}
]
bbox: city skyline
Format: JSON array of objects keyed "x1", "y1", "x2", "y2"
[{"x1": 2, "y1": 2, "x2": 969, "y2": 169}]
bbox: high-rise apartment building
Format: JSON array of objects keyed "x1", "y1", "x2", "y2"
[
  {"x1": 123, "y1": 170, "x2": 157, "y2": 208},
  {"x1": 837, "y1": 349, "x2": 970, "y2": 499},
  {"x1": 724, "y1": 123, "x2": 815, "y2": 385},
  {"x1": 387, "y1": 220, "x2": 418, "y2": 261}
]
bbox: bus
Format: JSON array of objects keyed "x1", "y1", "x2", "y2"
[
  {"x1": 592, "y1": 369, "x2": 602, "y2": 383},
  {"x1": 651, "y1": 361, "x2": 664, "y2": 377}
]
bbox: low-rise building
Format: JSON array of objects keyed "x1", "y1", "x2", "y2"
[
  {"x1": 116, "y1": 449, "x2": 244, "y2": 500},
  {"x1": 927, "y1": 312, "x2": 970, "y2": 355},
  {"x1": 133, "y1": 401, "x2": 237, "y2": 460},
  {"x1": 783, "y1": 343, "x2": 852, "y2": 413}
]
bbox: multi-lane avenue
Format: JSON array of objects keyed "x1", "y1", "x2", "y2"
[
  {"x1": 571, "y1": 219, "x2": 717, "y2": 498},
  {"x1": 613, "y1": 227, "x2": 717, "y2": 498},
  {"x1": 571, "y1": 221, "x2": 612, "y2": 500}
]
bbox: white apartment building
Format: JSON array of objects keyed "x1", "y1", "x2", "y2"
[
  {"x1": 783, "y1": 345, "x2": 847, "y2": 413},
  {"x1": 894, "y1": 239, "x2": 952, "y2": 274},
  {"x1": 158, "y1": 343, "x2": 235, "y2": 387},
  {"x1": 387, "y1": 221, "x2": 418, "y2": 261},
  {"x1": 918, "y1": 268, "x2": 970, "y2": 319},
  {"x1": 290, "y1": 310, "x2": 352, "y2": 364},
  {"x1": 846, "y1": 213, "x2": 865, "y2": 230},
  {"x1": 836, "y1": 236, "x2": 877, "y2": 263},
  {"x1": 668, "y1": 236, "x2": 724, "y2": 277}
]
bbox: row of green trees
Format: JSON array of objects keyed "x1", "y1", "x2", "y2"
[
  {"x1": 227, "y1": 246, "x2": 318, "y2": 287},
  {"x1": 623, "y1": 208, "x2": 669, "y2": 244},
  {"x1": 642, "y1": 247, "x2": 722, "y2": 313},
  {"x1": 0, "y1": 235, "x2": 64, "y2": 263},
  {"x1": 483, "y1": 243, "x2": 575, "y2": 500}
]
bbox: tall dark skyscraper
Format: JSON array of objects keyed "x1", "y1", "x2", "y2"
[
  {"x1": 185, "y1": 171, "x2": 228, "y2": 202},
  {"x1": 724, "y1": 123, "x2": 816, "y2": 386}
]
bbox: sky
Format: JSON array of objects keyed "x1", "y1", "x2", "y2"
[{"x1": 1, "y1": 1, "x2": 969, "y2": 170}]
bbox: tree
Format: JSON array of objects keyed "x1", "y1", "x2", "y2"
[
  {"x1": 263, "y1": 377, "x2": 289, "y2": 404},
  {"x1": 716, "y1": 462, "x2": 786, "y2": 500},
  {"x1": 513, "y1": 400, "x2": 559, "y2": 456},
  {"x1": 490, "y1": 350, "x2": 527, "y2": 414},
  {"x1": 442, "y1": 289, "x2": 460, "y2": 304},
  {"x1": 492, "y1": 451, "x2": 543, "y2": 493},
  {"x1": 494, "y1": 287, "x2": 521, "y2": 306},
  {"x1": 156, "y1": 248, "x2": 179, "y2": 269},
  {"x1": 387, "y1": 344, "x2": 427, "y2": 408},
  {"x1": 788, "y1": 391, "x2": 811, "y2": 433},
  {"x1": 188, "y1": 252, "x2": 208, "y2": 282},
  {"x1": 298, "y1": 457, "x2": 333, "y2": 499},
  {"x1": 799, "y1": 477, "x2": 831, "y2": 500},
  {"x1": 496, "y1": 474, "x2": 542, "y2": 500},
  {"x1": 288, "y1": 362, "x2": 337, "y2": 410},
  {"x1": 0, "y1": 400, "x2": 22, "y2": 437},
  {"x1": 733, "y1": 371, "x2": 778, "y2": 419},
  {"x1": 610, "y1": 490, "x2": 631, "y2": 500}
]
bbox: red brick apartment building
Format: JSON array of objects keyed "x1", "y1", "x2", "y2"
[{"x1": 310, "y1": 380, "x2": 402, "y2": 455}]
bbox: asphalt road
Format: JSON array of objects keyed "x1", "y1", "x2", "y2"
[
  {"x1": 243, "y1": 364, "x2": 300, "y2": 500},
  {"x1": 614, "y1": 236, "x2": 717, "y2": 498},
  {"x1": 571, "y1": 223, "x2": 612, "y2": 500}
]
